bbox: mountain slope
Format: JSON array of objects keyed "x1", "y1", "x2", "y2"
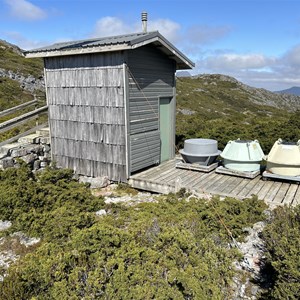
[
  {"x1": 275, "y1": 86, "x2": 300, "y2": 96},
  {"x1": 177, "y1": 74, "x2": 300, "y2": 116},
  {"x1": 176, "y1": 74, "x2": 300, "y2": 152},
  {"x1": 0, "y1": 40, "x2": 44, "y2": 111}
]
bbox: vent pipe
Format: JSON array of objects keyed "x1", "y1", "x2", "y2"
[{"x1": 142, "y1": 12, "x2": 147, "y2": 33}]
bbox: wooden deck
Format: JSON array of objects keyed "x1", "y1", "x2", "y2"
[{"x1": 129, "y1": 159, "x2": 300, "y2": 207}]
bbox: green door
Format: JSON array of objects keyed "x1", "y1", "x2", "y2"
[{"x1": 160, "y1": 97, "x2": 172, "y2": 162}]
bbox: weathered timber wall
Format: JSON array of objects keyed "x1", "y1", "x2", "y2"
[
  {"x1": 127, "y1": 45, "x2": 175, "y2": 173},
  {"x1": 44, "y1": 52, "x2": 127, "y2": 181}
]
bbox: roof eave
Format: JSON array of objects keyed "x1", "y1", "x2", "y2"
[
  {"x1": 24, "y1": 43, "x2": 132, "y2": 58},
  {"x1": 131, "y1": 33, "x2": 194, "y2": 70}
]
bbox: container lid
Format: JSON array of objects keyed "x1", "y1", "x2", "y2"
[
  {"x1": 179, "y1": 149, "x2": 221, "y2": 157},
  {"x1": 265, "y1": 138, "x2": 300, "y2": 165},
  {"x1": 221, "y1": 139, "x2": 264, "y2": 162},
  {"x1": 183, "y1": 138, "x2": 220, "y2": 156}
]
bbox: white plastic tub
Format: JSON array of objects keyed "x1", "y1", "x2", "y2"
[
  {"x1": 265, "y1": 139, "x2": 300, "y2": 176},
  {"x1": 221, "y1": 139, "x2": 264, "y2": 172}
]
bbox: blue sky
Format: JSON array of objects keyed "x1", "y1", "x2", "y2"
[{"x1": 1, "y1": 0, "x2": 300, "y2": 91}]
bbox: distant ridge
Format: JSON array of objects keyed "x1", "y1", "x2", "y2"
[
  {"x1": 177, "y1": 74, "x2": 300, "y2": 113},
  {"x1": 176, "y1": 71, "x2": 192, "y2": 77},
  {"x1": 275, "y1": 86, "x2": 300, "y2": 96}
]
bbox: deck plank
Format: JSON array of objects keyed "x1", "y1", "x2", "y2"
[
  {"x1": 219, "y1": 176, "x2": 244, "y2": 195},
  {"x1": 257, "y1": 181, "x2": 275, "y2": 201},
  {"x1": 292, "y1": 185, "x2": 300, "y2": 206},
  {"x1": 150, "y1": 165, "x2": 178, "y2": 181},
  {"x1": 227, "y1": 179, "x2": 251, "y2": 197},
  {"x1": 180, "y1": 170, "x2": 203, "y2": 186},
  {"x1": 245, "y1": 180, "x2": 265, "y2": 199},
  {"x1": 194, "y1": 172, "x2": 220, "y2": 190},
  {"x1": 283, "y1": 184, "x2": 299, "y2": 206},
  {"x1": 165, "y1": 169, "x2": 192, "y2": 185},
  {"x1": 272, "y1": 183, "x2": 290, "y2": 205},
  {"x1": 136, "y1": 160, "x2": 175, "y2": 179},
  {"x1": 237, "y1": 176, "x2": 261, "y2": 198},
  {"x1": 207, "y1": 175, "x2": 232, "y2": 194},
  {"x1": 186, "y1": 172, "x2": 216, "y2": 190},
  {"x1": 264, "y1": 182, "x2": 282, "y2": 203}
]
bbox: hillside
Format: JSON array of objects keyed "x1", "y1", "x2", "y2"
[
  {"x1": 0, "y1": 40, "x2": 44, "y2": 111},
  {"x1": 176, "y1": 75, "x2": 300, "y2": 152}
]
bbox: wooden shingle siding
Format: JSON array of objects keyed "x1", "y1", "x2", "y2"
[
  {"x1": 55, "y1": 155, "x2": 126, "y2": 181},
  {"x1": 45, "y1": 52, "x2": 127, "y2": 181},
  {"x1": 127, "y1": 45, "x2": 175, "y2": 173},
  {"x1": 52, "y1": 139, "x2": 125, "y2": 164},
  {"x1": 50, "y1": 121, "x2": 125, "y2": 145},
  {"x1": 46, "y1": 87, "x2": 124, "y2": 107},
  {"x1": 49, "y1": 106, "x2": 125, "y2": 125}
]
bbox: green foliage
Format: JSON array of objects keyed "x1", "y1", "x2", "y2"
[
  {"x1": 0, "y1": 189, "x2": 267, "y2": 299},
  {"x1": 0, "y1": 165, "x2": 105, "y2": 241},
  {"x1": 260, "y1": 205, "x2": 300, "y2": 299},
  {"x1": 0, "y1": 77, "x2": 34, "y2": 110}
]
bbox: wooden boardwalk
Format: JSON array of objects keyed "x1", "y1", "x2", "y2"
[{"x1": 129, "y1": 159, "x2": 300, "y2": 207}]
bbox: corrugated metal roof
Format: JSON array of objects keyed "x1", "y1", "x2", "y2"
[
  {"x1": 24, "y1": 31, "x2": 194, "y2": 70},
  {"x1": 28, "y1": 32, "x2": 150, "y2": 53}
]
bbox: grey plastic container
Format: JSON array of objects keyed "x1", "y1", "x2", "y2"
[{"x1": 179, "y1": 138, "x2": 221, "y2": 166}]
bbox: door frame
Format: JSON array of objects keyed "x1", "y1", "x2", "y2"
[{"x1": 159, "y1": 96, "x2": 175, "y2": 162}]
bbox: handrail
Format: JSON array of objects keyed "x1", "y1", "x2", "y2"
[
  {"x1": 0, "y1": 122, "x2": 48, "y2": 147},
  {"x1": 0, "y1": 99, "x2": 39, "y2": 118},
  {"x1": 0, "y1": 106, "x2": 48, "y2": 134}
]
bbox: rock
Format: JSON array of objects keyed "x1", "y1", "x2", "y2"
[
  {"x1": 0, "y1": 148, "x2": 8, "y2": 159},
  {"x1": 231, "y1": 221, "x2": 266, "y2": 299},
  {"x1": 20, "y1": 153, "x2": 37, "y2": 165},
  {"x1": 96, "y1": 209, "x2": 107, "y2": 216},
  {"x1": 40, "y1": 137, "x2": 51, "y2": 145},
  {"x1": 36, "y1": 127, "x2": 50, "y2": 137},
  {"x1": 18, "y1": 134, "x2": 41, "y2": 144},
  {"x1": 177, "y1": 108, "x2": 196, "y2": 115},
  {"x1": 33, "y1": 160, "x2": 41, "y2": 170},
  {"x1": 11, "y1": 232, "x2": 40, "y2": 247},
  {"x1": 10, "y1": 147, "x2": 29, "y2": 158},
  {"x1": 40, "y1": 161, "x2": 48, "y2": 168},
  {"x1": 79, "y1": 176, "x2": 110, "y2": 189},
  {"x1": 42, "y1": 144, "x2": 51, "y2": 153},
  {"x1": 104, "y1": 192, "x2": 156, "y2": 205},
  {"x1": 0, "y1": 143, "x2": 23, "y2": 157},
  {"x1": 0, "y1": 68, "x2": 44, "y2": 92},
  {"x1": 0, "y1": 157, "x2": 14, "y2": 169},
  {"x1": 0, "y1": 221, "x2": 12, "y2": 231}
]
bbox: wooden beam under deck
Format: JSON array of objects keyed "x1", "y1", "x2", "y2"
[{"x1": 129, "y1": 159, "x2": 300, "y2": 207}]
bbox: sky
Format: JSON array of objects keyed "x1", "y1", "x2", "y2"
[{"x1": 1, "y1": 0, "x2": 300, "y2": 91}]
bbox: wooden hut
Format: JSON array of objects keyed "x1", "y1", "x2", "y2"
[{"x1": 25, "y1": 31, "x2": 194, "y2": 182}]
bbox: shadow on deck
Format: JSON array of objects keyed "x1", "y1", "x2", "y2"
[{"x1": 129, "y1": 159, "x2": 300, "y2": 208}]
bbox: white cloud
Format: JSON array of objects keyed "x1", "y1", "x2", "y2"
[
  {"x1": 148, "y1": 19, "x2": 181, "y2": 43},
  {"x1": 5, "y1": 0, "x2": 47, "y2": 21},
  {"x1": 3, "y1": 31, "x2": 47, "y2": 50},
  {"x1": 92, "y1": 17, "x2": 134, "y2": 37},
  {"x1": 201, "y1": 53, "x2": 276, "y2": 72},
  {"x1": 192, "y1": 50, "x2": 300, "y2": 91},
  {"x1": 91, "y1": 16, "x2": 181, "y2": 43},
  {"x1": 186, "y1": 25, "x2": 231, "y2": 44}
]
